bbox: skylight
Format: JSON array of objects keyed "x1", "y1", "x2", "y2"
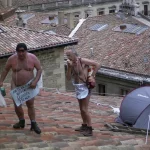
[
  {"x1": 89, "y1": 24, "x2": 108, "y2": 31},
  {"x1": 44, "y1": 30, "x2": 56, "y2": 35},
  {"x1": 0, "y1": 28, "x2": 4, "y2": 33},
  {"x1": 113, "y1": 24, "x2": 148, "y2": 35},
  {"x1": 22, "y1": 14, "x2": 35, "y2": 21}
]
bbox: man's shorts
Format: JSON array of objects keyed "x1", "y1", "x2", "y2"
[{"x1": 73, "y1": 83, "x2": 90, "y2": 100}]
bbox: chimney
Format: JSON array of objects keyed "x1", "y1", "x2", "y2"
[
  {"x1": 1, "y1": 0, "x2": 7, "y2": 8},
  {"x1": 120, "y1": 24, "x2": 126, "y2": 30},
  {"x1": 58, "y1": 11, "x2": 64, "y2": 25},
  {"x1": 87, "y1": 3, "x2": 93, "y2": 17},
  {"x1": 133, "y1": 3, "x2": 140, "y2": 16},
  {"x1": 67, "y1": 13, "x2": 74, "y2": 29},
  {"x1": 49, "y1": 15, "x2": 55, "y2": 20},
  {"x1": 15, "y1": 8, "x2": 26, "y2": 27},
  {"x1": 7, "y1": 0, "x2": 12, "y2": 7}
]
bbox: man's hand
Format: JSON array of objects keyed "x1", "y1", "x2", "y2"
[
  {"x1": 88, "y1": 76, "x2": 95, "y2": 84},
  {"x1": 67, "y1": 59, "x2": 73, "y2": 68},
  {"x1": 30, "y1": 81, "x2": 37, "y2": 89},
  {"x1": 0, "y1": 81, "x2": 3, "y2": 87},
  {"x1": 87, "y1": 76, "x2": 96, "y2": 89}
]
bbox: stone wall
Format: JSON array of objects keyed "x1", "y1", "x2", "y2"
[
  {"x1": 96, "y1": 74, "x2": 139, "y2": 96},
  {"x1": 0, "y1": 47, "x2": 66, "y2": 90},
  {"x1": 35, "y1": 47, "x2": 66, "y2": 90}
]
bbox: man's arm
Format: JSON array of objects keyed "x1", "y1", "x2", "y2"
[
  {"x1": 81, "y1": 58, "x2": 100, "y2": 77},
  {"x1": 0, "y1": 57, "x2": 12, "y2": 87},
  {"x1": 66, "y1": 60, "x2": 72, "y2": 81},
  {"x1": 31, "y1": 55, "x2": 42, "y2": 88}
]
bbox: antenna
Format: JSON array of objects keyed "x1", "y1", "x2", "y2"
[{"x1": 90, "y1": 47, "x2": 94, "y2": 58}]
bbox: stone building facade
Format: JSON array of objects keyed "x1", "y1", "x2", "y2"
[
  {"x1": 11, "y1": 0, "x2": 150, "y2": 17},
  {"x1": 0, "y1": 47, "x2": 69, "y2": 90}
]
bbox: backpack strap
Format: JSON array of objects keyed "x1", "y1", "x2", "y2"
[{"x1": 78, "y1": 58, "x2": 88, "y2": 83}]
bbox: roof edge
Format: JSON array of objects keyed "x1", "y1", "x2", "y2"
[
  {"x1": 98, "y1": 66, "x2": 150, "y2": 83},
  {"x1": 0, "y1": 40, "x2": 78, "y2": 58}
]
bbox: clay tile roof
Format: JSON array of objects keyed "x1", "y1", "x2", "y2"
[
  {"x1": 2, "y1": 12, "x2": 72, "y2": 36},
  {"x1": 0, "y1": 24, "x2": 78, "y2": 57},
  {"x1": 0, "y1": 85, "x2": 148, "y2": 149},
  {"x1": 72, "y1": 14, "x2": 150, "y2": 76}
]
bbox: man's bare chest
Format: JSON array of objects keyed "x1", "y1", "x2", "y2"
[{"x1": 12, "y1": 59, "x2": 34, "y2": 72}]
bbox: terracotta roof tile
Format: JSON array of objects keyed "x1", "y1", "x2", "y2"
[
  {"x1": 0, "y1": 24, "x2": 78, "y2": 56},
  {"x1": 0, "y1": 85, "x2": 148, "y2": 149},
  {"x1": 2, "y1": 12, "x2": 72, "y2": 36},
  {"x1": 71, "y1": 14, "x2": 150, "y2": 76}
]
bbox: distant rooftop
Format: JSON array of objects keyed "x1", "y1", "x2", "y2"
[
  {"x1": 1, "y1": 12, "x2": 72, "y2": 36},
  {"x1": 68, "y1": 14, "x2": 150, "y2": 76}
]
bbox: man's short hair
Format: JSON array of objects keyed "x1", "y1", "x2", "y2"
[
  {"x1": 72, "y1": 48, "x2": 78, "y2": 56},
  {"x1": 16, "y1": 43, "x2": 27, "y2": 51}
]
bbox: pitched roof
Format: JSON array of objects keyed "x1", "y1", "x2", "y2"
[
  {"x1": 0, "y1": 84, "x2": 148, "y2": 149},
  {"x1": 0, "y1": 24, "x2": 78, "y2": 57},
  {"x1": 1, "y1": 12, "x2": 72, "y2": 36},
  {"x1": 71, "y1": 14, "x2": 150, "y2": 76}
]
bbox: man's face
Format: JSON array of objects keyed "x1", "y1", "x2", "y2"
[
  {"x1": 17, "y1": 47, "x2": 27, "y2": 60},
  {"x1": 66, "y1": 52, "x2": 75, "y2": 61}
]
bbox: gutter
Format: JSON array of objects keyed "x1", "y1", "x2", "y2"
[{"x1": 97, "y1": 66, "x2": 150, "y2": 84}]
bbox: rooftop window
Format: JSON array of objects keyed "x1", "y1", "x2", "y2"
[
  {"x1": 0, "y1": 28, "x2": 4, "y2": 33},
  {"x1": 89, "y1": 24, "x2": 108, "y2": 31},
  {"x1": 22, "y1": 14, "x2": 35, "y2": 21},
  {"x1": 113, "y1": 24, "x2": 148, "y2": 35}
]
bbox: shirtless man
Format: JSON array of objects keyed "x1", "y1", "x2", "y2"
[
  {"x1": 66, "y1": 50, "x2": 100, "y2": 136},
  {"x1": 0, "y1": 43, "x2": 42, "y2": 134}
]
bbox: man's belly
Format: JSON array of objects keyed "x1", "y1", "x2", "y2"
[{"x1": 12, "y1": 70, "x2": 34, "y2": 86}]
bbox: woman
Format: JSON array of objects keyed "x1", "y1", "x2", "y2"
[{"x1": 66, "y1": 50, "x2": 100, "y2": 136}]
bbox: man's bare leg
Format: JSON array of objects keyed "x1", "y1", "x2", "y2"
[
  {"x1": 14, "y1": 102, "x2": 24, "y2": 119},
  {"x1": 26, "y1": 98, "x2": 41, "y2": 134},
  {"x1": 26, "y1": 98, "x2": 35, "y2": 120},
  {"x1": 13, "y1": 102, "x2": 25, "y2": 128},
  {"x1": 75, "y1": 95, "x2": 92, "y2": 134},
  {"x1": 78, "y1": 95, "x2": 93, "y2": 136},
  {"x1": 79, "y1": 95, "x2": 91, "y2": 126},
  {"x1": 11, "y1": 81, "x2": 25, "y2": 129}
]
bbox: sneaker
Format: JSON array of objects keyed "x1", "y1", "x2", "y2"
[
  {"x1": 13, "y1": 120, "x2": 25, "y2": 129},
  {"x1": 75, "y1": 124, "x2": 87, "y2": 132},
  {"x1": 30, "y1": 122, "x2": 41, "y2": 134},
  {"x1": 82, "y1": 126, "x2": 93, "y2": 136}
]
